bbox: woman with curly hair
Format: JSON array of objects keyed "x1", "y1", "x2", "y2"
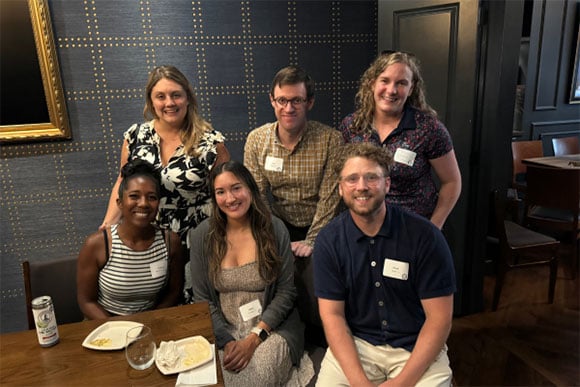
[{"x1": 339, "y1": 51, "x2": 461, "y2": 229}]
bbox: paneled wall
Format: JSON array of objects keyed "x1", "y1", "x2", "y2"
[
  {"x1": 0, "y1": 0, "x2": 377, "y2": 333},
  {"x1": 519, "y1": 0, "x2": 580, "y2": 153}
]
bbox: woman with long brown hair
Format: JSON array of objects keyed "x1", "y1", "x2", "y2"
[{"x1": 189, "y1": 160, "x2": 313, "y2": 386}]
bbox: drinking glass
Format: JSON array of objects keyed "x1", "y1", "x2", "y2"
[{"x1": 125, "y1": 325, "x2": 156, "y2": 370}]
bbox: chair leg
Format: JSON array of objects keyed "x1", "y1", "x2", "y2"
[
  {"x1": 492, "y1": 264, "x2": 507, "y2": 311},
  {"x1": 573, "y1": 239, "x2": 579, "y2": 280},
  {"x1": 548, "y1": 256, "x2": 558, "y2": 304}
]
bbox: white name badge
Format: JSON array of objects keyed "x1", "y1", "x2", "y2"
[
  {"x1": 239, "y1": 299, "x2": 262, "y2": 321},
  {"x1": 150, "y1": 260, "x2": 167, "y2": 279},
  {"x1": 265, "y1": 156, "x2": 284, "y2": 172},
  {"x1": 393, "y1": 148, "x2": 416, "y2": 167},
  {"x1": 383, "y1": 258, "x2": 409, "y2": 280}
]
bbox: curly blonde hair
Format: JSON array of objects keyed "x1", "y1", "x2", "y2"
[
  {"x1": 351, "y1": 52, "x2": 437, "y2": 134},
  {"x1": 144, "y1": 65, "x2": 214, "y2": 157}
]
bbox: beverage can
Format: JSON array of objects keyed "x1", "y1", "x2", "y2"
[{"x1": 31, "y1": 295, "x2": 59, "y2": 347}]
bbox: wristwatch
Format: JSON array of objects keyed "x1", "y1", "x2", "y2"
[{"x1": 250, "y1": 326, "x2": 269, "y2": 342}]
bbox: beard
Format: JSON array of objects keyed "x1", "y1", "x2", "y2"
[{"x1": 343, "y1": 192, "x2": 385, "y2": 217}]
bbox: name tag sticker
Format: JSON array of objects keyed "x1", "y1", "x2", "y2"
[
  {"x1": 383, "y1": 258, "x2": 409, "y2": 280},
  {"x1": 239, "y1": 299, "x2": 262, "y2": 321},
  {"x1": 265, "y1": 156, "x2": 284, "y2": 172},
  {"x1": 150, "y1": 260, "x2": 167, "y2": 279},
  {"x1": 394, "y1": 148, "x2": 416, "y2": 167}
]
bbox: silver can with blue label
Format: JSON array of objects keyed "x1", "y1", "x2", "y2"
[{"x1": 32, "y1": 296, "x2": 60, "y2": 347}]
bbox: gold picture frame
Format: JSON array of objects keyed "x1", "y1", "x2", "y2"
[{"x1": 0, "y1": 0, "x2": 70, "y2": 143}]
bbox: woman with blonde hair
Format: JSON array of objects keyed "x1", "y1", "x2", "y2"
[
  {"x1": 100, "y1": 65, "x2": 230, "y2": 302},
  {"x1": 339, "y1": 51, "x2": 461, "y2": 229}
]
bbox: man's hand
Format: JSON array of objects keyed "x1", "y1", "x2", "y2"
[
  {"x1": 291, "y1": 241, "x2": 313, "y2": 258},
  {"x1": 222, "y1": 335, "x2": 260, "y2": 372}
]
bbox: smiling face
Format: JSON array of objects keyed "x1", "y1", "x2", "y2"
[
  {"x1": 270, "y1": 83, "x2": 314, "y2": 136},
  {"x1": 213, "y1": 171, "x2": 252, "y2": 222},
  {"x1": 150, "y1": 78, "x2": 189, "y2": 128},
  {"x1": 372, "y1": 62, "x2": 414, "y2": 118},
  {"x1": 339, "y1": 156, "x2": 390, "y2": 219},
  {"x1": 117, "y1": 176, "x2": 159, "y2": 228}
]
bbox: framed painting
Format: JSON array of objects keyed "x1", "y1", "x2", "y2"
[
  {"x1": 0, "y1": 0, "x2": 71, "y2": 143},
  {"x1": 570, "y1": 25, "x2": 580, "y2": 104}
]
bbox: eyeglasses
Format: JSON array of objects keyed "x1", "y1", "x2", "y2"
[
  {"x1": 340, "y1": 173, "x2": 384, "y2": 186},
  {"x1": 273, "y1": 97, "x2": 308, "y2": 107}
]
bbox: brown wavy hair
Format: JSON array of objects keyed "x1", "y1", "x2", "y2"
[
  {"x1": 144, "y1": 65, "x2": 214, "y2": 157},
  {"x1": 205, "y1": 161, "x2": 280, "y2": 286},
  {"x1": 351, "y1": 52, "x2": 437, "y2": 134}
]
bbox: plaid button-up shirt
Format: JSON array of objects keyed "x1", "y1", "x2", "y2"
[{"x1": 244, "y1": 121, "x2": 344, "y2": 245}]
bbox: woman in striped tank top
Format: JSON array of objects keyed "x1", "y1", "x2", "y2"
[{"x1": 77, "y1": 160, "x2": 184, "y2": 319}]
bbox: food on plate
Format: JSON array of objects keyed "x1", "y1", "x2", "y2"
[
  {"x1": 156, "y1": 336, "x2": 212, "y2": 371},
  {"x1": 182, "y1": 339, "x2": 212, "y2": 366},
  {"x1": 89, "y1": 337, "x2": 112, "y2": 347},
  {"x1": 157, "y1": 341, "x2": 181, "y2": 368}
]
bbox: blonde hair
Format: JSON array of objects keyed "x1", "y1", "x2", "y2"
[
  {"x1": 351, "y1": 52, "x2": 437, "y2": 134},
  {"x1": 144, "y1": 65, "x2": 214, "y2": 157}
]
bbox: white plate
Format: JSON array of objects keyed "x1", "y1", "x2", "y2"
[
  {"x1": 155, "y1": 336, "x2": 213, "y2": 375},
  {"x1": 82, "y1": 321, "x2": 144, "y2": 350}
]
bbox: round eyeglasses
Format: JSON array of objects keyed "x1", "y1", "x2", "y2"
[{"x1": 340, "y1": 173, "x2": 384, "y2": 186}]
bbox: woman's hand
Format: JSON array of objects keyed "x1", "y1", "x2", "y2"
[{"x1": 222, "y1": 335, "x2": 261, "y2": 372}]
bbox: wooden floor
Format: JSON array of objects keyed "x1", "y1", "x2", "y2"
[{"x1": 448, "y1": 258, "x2": 579, "y2": 386}]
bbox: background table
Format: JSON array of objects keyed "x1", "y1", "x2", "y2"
[
  {"x1": 0, "y1": 302, "x2": 224, "y2": 386},
  {"x1": 523, "y1": 154, "x2": 580, "y2": 169}
]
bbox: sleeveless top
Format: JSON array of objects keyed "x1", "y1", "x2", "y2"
[{"x1": 98, "y1": 224, "x2": 169, "y2": 315}]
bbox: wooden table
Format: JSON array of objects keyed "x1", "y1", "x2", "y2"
[
  {"x1": 0, "y1": 302, "x2": 224, "y2": 386},
  {"x1": 523, "y1": 154, "x2": 580, "y2": 169}
]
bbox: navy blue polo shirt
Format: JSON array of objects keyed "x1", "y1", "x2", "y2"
[{"x1": 313, "y1": 205, "x2": 456, "y2": 352}]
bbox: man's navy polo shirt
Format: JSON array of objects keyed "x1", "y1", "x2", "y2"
[{"x1": 313, "y1": 205, "x2": 456, "y2": 352}]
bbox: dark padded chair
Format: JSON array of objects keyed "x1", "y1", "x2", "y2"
[
  {"x1": 23, "y1": 256, "x2": 84, "y2": 330},
  {"x1": 552, "y1": 136, "x2": 580, "y2": 156},
  {"x1": 491, "y1": 189, "x2": 559, "y2": 311},
  {"x1": 525, "y1": 165, "x2": 580, "y2": 277}
]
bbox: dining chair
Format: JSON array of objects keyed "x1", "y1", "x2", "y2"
[
  {"x1": 491, "y1": 189, "x2": 559, "y2": 311},
  {"x1": 23, "y1": 256, "x2": 84, "y2": 330},
  {"x1": 511, "y1": 140, "x2": 543, "y2": 193},
  {"x1": 509, "y1": 140, "x2": 543, "y2": 222},
  {"x1": 525, "y1": 165, "x2": 580, "y2": 277},
  {"x1": 552, "y1": 136, "x2": 580, "y2": 156}
]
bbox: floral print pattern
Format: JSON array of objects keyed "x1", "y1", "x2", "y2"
[{"x1": 124, "y1": 121, "x2": 225, "y2": 241}]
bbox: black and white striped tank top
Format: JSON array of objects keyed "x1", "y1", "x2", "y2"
[{"x1": 98, "y1": 224, "x2": 168, "y2": 315}]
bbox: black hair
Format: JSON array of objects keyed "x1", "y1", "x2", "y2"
[{"x1": 118, "y1": 159, "x2": 161, "y2": 199}]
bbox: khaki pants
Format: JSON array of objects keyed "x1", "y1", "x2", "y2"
[{"x1": 316, "y1": 336, "x2": 452, "y2": 386}]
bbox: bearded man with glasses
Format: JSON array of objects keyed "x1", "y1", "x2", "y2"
[
  {"x1": 244, "y1": 65, "x2": 343, "y2": 347},
  {"x1": 314, "y1": 142, "x2": 456, "y2": 387}
]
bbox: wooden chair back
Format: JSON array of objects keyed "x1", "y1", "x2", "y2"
[
  {"x1": 511, "y1": 140, "x2": 543, "y2": 190},
  {"x1": 552, "y1": 136, "x2": 580, "y2": 156},
  {"x1": 23, "y1": 256, "x2": 84, "y2": 330}
]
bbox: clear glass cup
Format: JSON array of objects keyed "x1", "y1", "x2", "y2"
[{"x1": 125, "y1": 325, "x2": 156, "y2": 370}]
